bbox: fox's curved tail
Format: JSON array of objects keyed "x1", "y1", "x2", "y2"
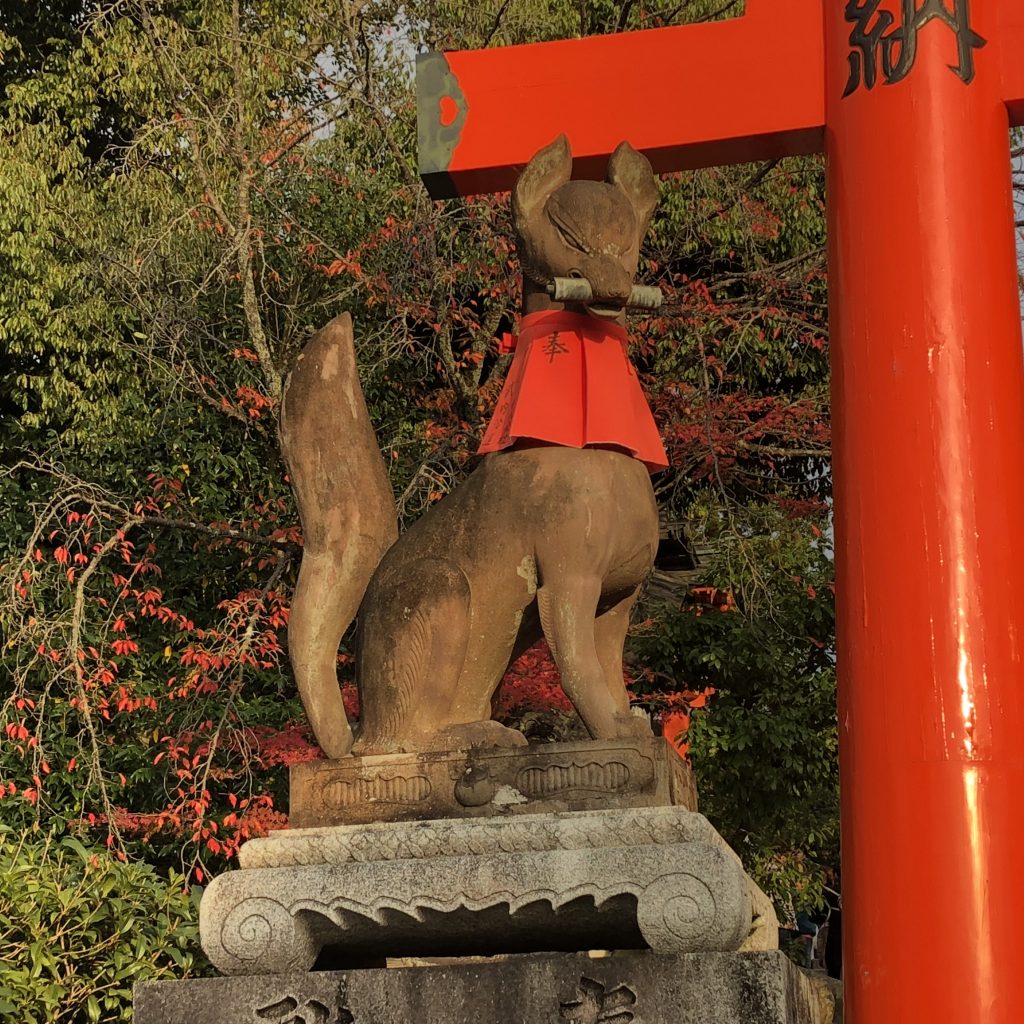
[{"x1": 280, "y1": 314, "x2": 398, "y2": 758}]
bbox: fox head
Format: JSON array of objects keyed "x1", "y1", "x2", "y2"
[{"x1": 512, "y1": 135, "x2": 658, "y2": 317}]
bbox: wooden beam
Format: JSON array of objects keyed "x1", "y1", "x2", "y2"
[{"x1": 417, "y1": 0, "x2": 825, "y2": 198}]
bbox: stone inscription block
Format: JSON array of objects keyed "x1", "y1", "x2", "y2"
[
  {"x1": 289, "y1": 736, "x2": 697, "y2": 828},
  {"x1": 134, "y1": 951, "x2": 839, "y2": 1024}
]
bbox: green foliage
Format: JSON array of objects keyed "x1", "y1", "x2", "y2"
[
  {"x1": 0, "y1": 827, "x2": 202, "y2": 1022},
  {"x1": 0, "y1": 112, "x2": 137, "y2": 456},
  {"x1": 632, "y1": 503, "x2": 838, "y2": 913}
]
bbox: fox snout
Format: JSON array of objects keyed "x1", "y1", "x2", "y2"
[{"x1": 564, "y1": 259, "x2": 634, "y2": 308}]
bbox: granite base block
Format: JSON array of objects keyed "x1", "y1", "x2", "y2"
[
  {"x1": 201, "y1": 808, "x2": 776, "y2": 976},
  {"x1": 289, "y1": 736, "x2": 698, "y2": 827},
  {"x1": 134, "y1": 950, "x2": 838, "y2": 1024}
]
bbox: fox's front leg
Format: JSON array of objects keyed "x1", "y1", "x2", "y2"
[{"x1": 538, "y1": 576, "x2": 645, "y2": 739}]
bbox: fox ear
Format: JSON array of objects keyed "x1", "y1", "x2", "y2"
[
  {"x1": 512, "y1": 134, "x2": 572, "y2": 248},
  {"x1": 607, "y1": 141, "x2": 658, "y2": 240}
]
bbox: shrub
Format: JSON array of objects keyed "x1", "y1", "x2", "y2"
[{"x1": 0, "y1": 827, "x2": 201, "y2": 1023}]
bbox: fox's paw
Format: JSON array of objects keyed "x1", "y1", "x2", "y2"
[
  {"x1": 614, "y1": 711, "x2": 653, "y2": 740},
  {"x1": 437, "y1": 719, "x2": 529, "y2": 751}
]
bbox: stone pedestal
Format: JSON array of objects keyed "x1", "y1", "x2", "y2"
[
  {"x1": 135, "y1": 738, "x2": 839, "y2": 1024},
  {"x1": 135, "y1": 950, "x2": 839, "y2": 1024},
  {"x1": 289, "y1": 736, "x2": 697, "y2": 828},
  {"x1": 199, "y1": 807, "x2": 777, "y2": 976}
]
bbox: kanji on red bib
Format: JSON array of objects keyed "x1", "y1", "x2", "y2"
[{"x1": 477, "y1": 309, "x2": 668, "y2": 472}]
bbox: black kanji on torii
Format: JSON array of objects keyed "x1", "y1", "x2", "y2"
[{"x1": 843, "y1": 0, "x2": 987, "y2": 96}]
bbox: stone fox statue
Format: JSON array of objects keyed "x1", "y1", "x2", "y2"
[{"x1": 280, "y1": 136, "x2": 665, "y2": 758}]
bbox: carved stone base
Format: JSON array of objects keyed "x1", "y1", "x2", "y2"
[
  {"x1": 289, "y1": 736, "x2": 697, "y2": 828},
  {"x1": 200, "y1": 807, "x2": 777, "y2": 976},
  {"x1": 135, "y1": 950, "x2": 840, "y2": 1024}
]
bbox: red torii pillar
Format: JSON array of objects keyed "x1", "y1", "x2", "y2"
[{"x1": 417, "y1": 2, "x2": 1024, "y2": 1021}]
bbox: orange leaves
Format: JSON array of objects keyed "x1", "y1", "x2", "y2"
[
  {"x1": 5, "y1": 721, "x2": 30, "y2": 742},
  {"x1": 34, "y1": 644, "x2": 62, "y2": 663},
  {"x1": 218, "y1": 795, "x2": 287, "y2": 855},
  {"x1": 341, "y1": 682, "x2": 359, "y2": 720},
  {"x1": 661, "y1": 711, "x2": 691, "y2": 749},
  {"x1": 493, "y1": 640, "x2": 573, "y2": 718},
  {"x1": 688, "y1": 587, "x2": 737, "y2": 615},
  {"x1": 110, "y1": 637, "x2": 139, "y2": 657},
  {"x1": 117, "y1": 536, "x2": 135, "y2": 565},
  {"x1": 657, "y1": 385, "x2": 829, "y2": 486},
  {"x1": 322, "y1": 256, "x2": 359, "y2": 278},
  {"x1": 234, "y1": 385, "x2": 273, "y2": 419},
  {"x1": 243, "y1": 724, "x2": 322, "y2": 769},
  {"x1": 167, "y1": 580, "x2": 289, "y2": 699},
  {"x1": 145, "y1": 471, "x2": 185, "y2": 510},
  {"x1": 652, "y1": 688, "x2": 716, "y2": 758},
  {"x1": 6, "y1": 485, "x2": 304, "y2": 878}
]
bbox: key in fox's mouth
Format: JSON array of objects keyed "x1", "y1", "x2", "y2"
[{"x1": 546, "y1": 277, "x2": 663, "y2": 314}]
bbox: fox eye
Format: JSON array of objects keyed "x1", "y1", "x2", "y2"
[{"x1": 549, "y1": 209, "x2": 592, "y2": 256}]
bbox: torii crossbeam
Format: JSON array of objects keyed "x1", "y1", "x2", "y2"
[{"x1": 418, "y1": 3, "x2": 1024, "y2": 1022}]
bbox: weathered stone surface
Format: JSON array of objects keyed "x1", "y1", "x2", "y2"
[
  {"x1": 242, "y1": 806, "x2": 715, "y2": 870},
  {"x1": 282, "y1": 143, "x2": 666, "y2": 762},
  {"x1": 135, "y1": 950, "x2": 838, "y2": 1024},
  {"x1": 201, "y1": 808, "x2": 775, "y2": 976},
  {"x1": 289, "y1": 735, "x2": 697, "y2": 828}
]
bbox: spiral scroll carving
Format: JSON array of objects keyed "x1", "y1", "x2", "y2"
[
  {"x1": 636, "y1": 872, "x2": 718, "y2": 951},
  {"x1": 220, "y1": 897, "x2": 294, "y2": 963}
]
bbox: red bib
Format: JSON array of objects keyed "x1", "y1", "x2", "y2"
[{"x1": 477, "y1": 310, "x2": 668, "y2": 472}]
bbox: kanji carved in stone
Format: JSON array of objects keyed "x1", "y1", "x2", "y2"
[{"x1": 559, "y1": 977, "x2": 638, "y2": 1024}]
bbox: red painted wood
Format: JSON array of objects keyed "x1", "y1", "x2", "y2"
[
  {"x1": 419, "y1": 0, "x2": 825, "y2": 197},
  {"x1": 1000, "y1": 3, "x2": 1024, "y2": 123},
  {"x1": 824, "y1": 2, "x2": 1024, "y2": 1021}
]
